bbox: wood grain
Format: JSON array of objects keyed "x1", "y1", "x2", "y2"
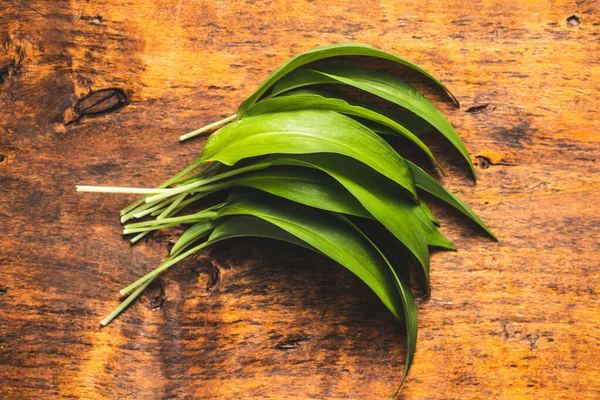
[{"x1": 1, "y1": 0, "x2": 599, "y2": 398}]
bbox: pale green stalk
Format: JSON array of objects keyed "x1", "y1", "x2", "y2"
[
  {"x1": 122, "y1": 198, "x2": 173, "y2": 223},
  {"x1": 130, "y1": 232, "x2": 150, "y2": 244},
  {"x1": 150, "y1": 193, "x2": 207, "y2": 217},
  {"x1": 124, "y1": 210, "x2": 218, "y2": 231},
  {"x1": 157, "y1": 193, "x2": 187, "y2": 220},
  {"x1": 144, "y1": 161, "x2": 271, "y2": 203},
  {"x1": 100, "y1": 277, "x2": 154, "y2": 327},
  {"x1": 179, "y1": 114, "x2": 237, "y2": 142},
  {"x1": 76, "y1": 186, "x2": 165, "y2": 194},
  {"x1": 120, "y1": 159, "x2": 206, "y2": 216},
  {"x1": 120, "y1": 241, "x2": 210, "y2": 296}
]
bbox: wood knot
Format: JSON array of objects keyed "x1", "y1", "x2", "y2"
[
  {"x1": 67, "y1": 88, "x2": 128, "y2": 124},
  {"x1": 80, "y1": 15, "x2": 104, "y2": 25},
  {"x1": 475, "y1": 155, "x2": 491, "y2": 169},
  {"x1": 0, "y1": 37, "x2": 25, "y2": 85},
  {"x1": 141, "y1": 279, "x2": 165, "y2": 310},
  {"x1": 474, "y1": 151, "x2": 512, "y2": 169},
  {"x1": 274, "y1": 337, "x2": 309, "y2": 350},
  {"x1": 465, "y1": 104, "x2": 489, "y2": 114},
  {"x1": 567, "y1": 15, "x2": 580, "y2": 26},
  {"x1": 191, "y1": 259, "x2": 221, "y2": 293}
]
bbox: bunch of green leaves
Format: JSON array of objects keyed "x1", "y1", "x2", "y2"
[{"x1": 77, "y1": 43, "x2": 495, "y2": 392}]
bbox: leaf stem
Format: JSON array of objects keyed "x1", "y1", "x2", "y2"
[
  {"x1": 100, "y1": 277, "x2": 154, "y2": 327},
  {"x1": 130, "y1": 232, "x2": 150, "y2": 244},
  {"x1": 76, "y1": 186, "x2": 166, "y2": 194},
  {"x1": 120, "y1": 241, "x2": 209, "y2": 296},
  {"x1": 121, "y1": 198, "x2": 165, "y2": 223},
  {"x1": 123, "y1": 223, "x2": 182, "y2": 234},
  {"x1": 157, "y1": 193, "x2": 187, "y2": 220},
  {"x1": 179, "y1": 114, "x2": 237, "y2": 142},
  {"x1": 144, "y1": 161, "x2": 271, "y2": 203},
  {"x1": 124, "y1": 210, "x2": 218, "y2": 230},
  {"x1": 128, "y1": 195, "x2": 202, "y2": 242},
  {"x1": 130, "y1": 200, "x2": 172, "y2": 220},
  {"x1": 119, "y1": 159, "x2": 206, "y2": 216}
]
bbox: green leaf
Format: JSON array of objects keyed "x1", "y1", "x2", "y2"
[
  {"x1": 386, "y1": 276, "x2": 417, "y2": 381},
  {"x1": 214, "y1": 189, "x2": 406, "y2": 321},
  {"x1": 260, "y1": 153, "x2": 432, "y2": 290},
  {"x1": 244, "y1": 91, "x2": 440, "y2": 168},
  {"x1": 353, "y1": 117, "x2": 399, "y2": 136},
  {"x1": 357, "y1": 222, "x2": 418, "y2": 388},
  {"x1": 414, "y1": 205, "x2": 455, "y2": 250},
  {"x1": 207, "y1": 215, "x2": 317, "y2": 252},
  {"x1": 199, "y1": 166, "x2": 372, "y2": 218},
  {"x1": 237, "y1": 43, "x2": 458, "y2": 117},
  {"x1": 392, "y1": 110, "x2": 436, "y2": 137},
  {"x1": 407, "y1": 160, "x2": 497, "y2": 240},
  {"x1": 358, "y1": 215, "x2": 449, "y2": 302},
  {"x1": 196, "y1": 164, "x2": 452, "y2": 251},
  {"x1": 270, "y1": 64, "x2": 475, "y2": 179},
  {"x1": 198, "y1": 109, "x2": 418, "y2": 199},
  {"x1": 419, "y1": 201, "x2": 439, "y2": 226},
  {"x1": 282, "y1": 89, "x2": 435, "y2": 138},
  {"x1": 203, "y1": 209, "x2": 418, "y2": 388},
  {"x1": 170, "y1": 220, "x2": 216, "y2": 257}
]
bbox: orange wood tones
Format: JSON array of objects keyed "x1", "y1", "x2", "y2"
[{"x1": 1, "y1": 1, "x2": 599, "y2": 398}]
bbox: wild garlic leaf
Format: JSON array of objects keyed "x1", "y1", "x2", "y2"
[
  {"x1": 260, "y1": 153, "x2": 432, "y2": 288},
  {"x1": 170, "y1": 220, "x2": 216, "y2": 257},
  {"x1": 207, "y1": 215, "x2": 315, "y2": 252},
  {"x1": 269, "y1": 65, "x2": 475, "y2": 179},
  {"x1": 407, "y1": 160, "x2": 497, "y2": 240},
  {"x1": 190, "y1": 164, "x2": 453, "y2": 250},
  {"x1": 237, "y1": 43, "x2": 459, "y2": 116},
  {"x1": 282, "y1": 88, "x2": 435, "y2": 138},
  {"x1": 419, "y1": 201, "x2": 439, "y2": 226},
  {"x1": 351, "y1": 220, "x2": 418, "y2": 388},
  {"x1": 215, "y1": 189, "x2": 407, "y2": 322},
  {"x1": 244, "y1": 91, "x2": 440, "y2": 168},
  {"x1": 415, "y1": 207, "x2": 455, "y2": 250},
  {"x1": 197, "y1": 166, "x2": 371, "y2": 218},
  {"x1": 208, "y1": 210, "x2": 418, "y2": 387},
  {"x1": 198, "y1": 109, "x2": 418, "y2": 199}
]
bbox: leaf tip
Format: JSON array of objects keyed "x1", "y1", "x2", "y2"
[{"x1": 452, "y1": 96, "x2": 461, "y2": 108}]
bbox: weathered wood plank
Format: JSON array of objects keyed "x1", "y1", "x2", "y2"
[{"x1": 1, "y1": 0, "x2": 599, "y2": 398}]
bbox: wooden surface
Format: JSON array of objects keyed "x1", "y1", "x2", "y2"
[{"x1": 1, "y1": 1, "x2": 599, "y2": 398}]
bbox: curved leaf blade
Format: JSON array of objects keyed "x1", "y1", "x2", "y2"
[
  {"x1": 261, "y1": 153, "x2": 432, "y2": 289},
  {"x1": 270, "y1": 65, "x2": 475, "y2": 179},
  {"x1": 198, "y1": 109, "x2": 418, "y2": 199},
  {"x1": 353, "y1": 220, "x2": 418, "y2": 388},
  {"x1": 198, "y1": 164, "x2": 452, "y2": 250},
  {"x1": 200, "y1": 166, "x2": 371, "y2": 218},
  {"x1": 244, "y1": 92, "x2": 440, "y2": 168},
  {"x1": 419, "y1": 201, "x2": 439, "y2": 226},
  {"x1": 216, "y1": 189, "x2": 406, "y2": 322},
  {"x1": 414, "y1": 205, "x2": 455, "y2": 250},
  {"x1": 207, "y1": 215, "x2": 315, "y2": 252},
  {"x1": 407, "y1": 160, "x2": 497, "y2": 240},
  {"x1": 170, "y1": 220, "x2": 216, "y2": 257},
  {"x1": 281, "y1": 89, "x2": 435, "y2": 138},
  {"x1": 207, "y1": 212, "x2": 417, "y2": 389},
  {"x1": 238, "y1": 43, "x2": 458, "y2": 116}
]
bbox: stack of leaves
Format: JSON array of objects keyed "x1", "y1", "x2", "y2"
[{"x1": 77, "y1": 43, "x2": 496, "y2": 390}]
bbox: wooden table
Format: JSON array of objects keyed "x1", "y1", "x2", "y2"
[{"x1": 1, "y1": 1, "x2": 599, "y2": 398}]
